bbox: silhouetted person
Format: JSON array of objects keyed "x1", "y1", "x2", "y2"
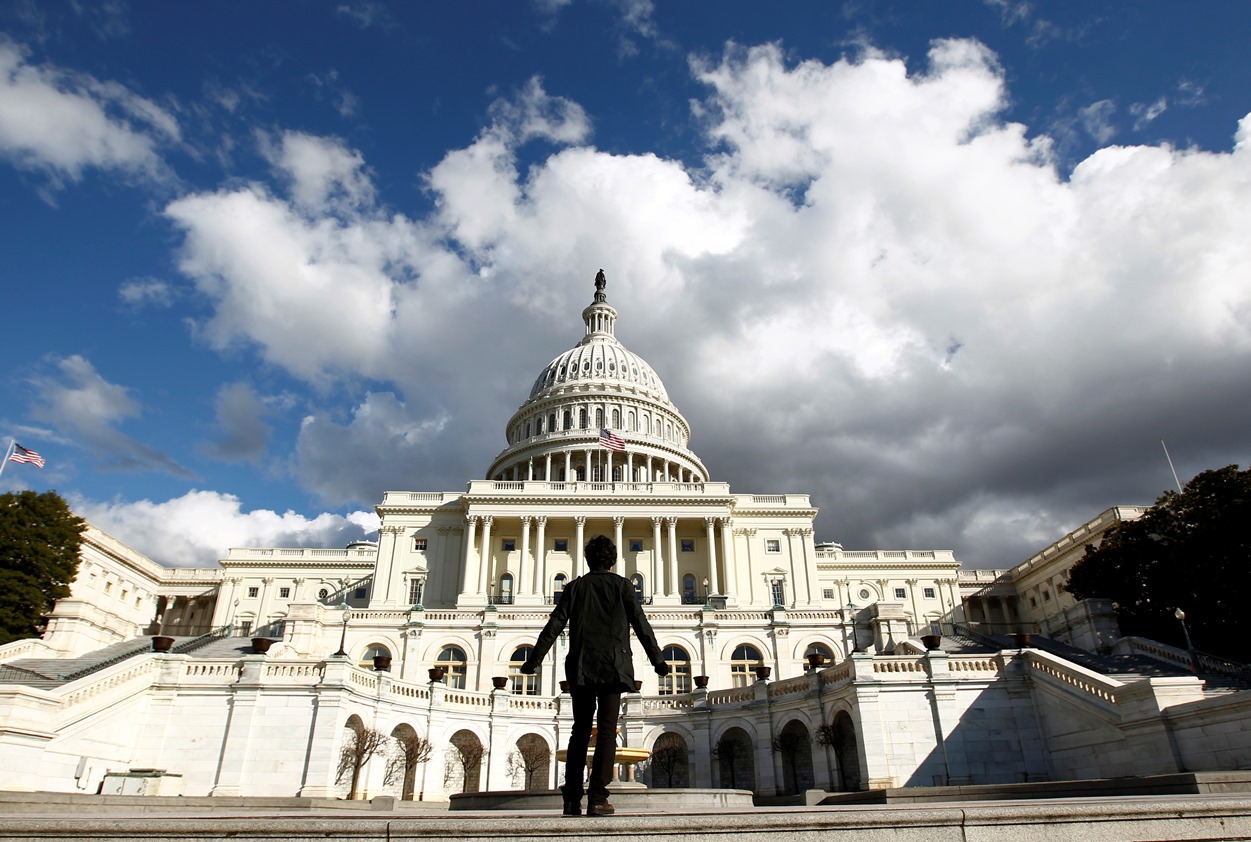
[{"x1": 522, "y1": 535, "x2": 667, "y2": 816}]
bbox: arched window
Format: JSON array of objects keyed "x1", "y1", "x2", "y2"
[
  {"x1": 535, "y1": 417, "x2": 544, "y2": 434},
  {"x1": 730, "y1": 644, "x2": 763, "y2": 688},
  {"x1": 579, "y1": 409, "x2": 588, "y2": 429},
  {"x1": 659, "y1": 645, "x2": 691, "y2": 695},
  {"x1": 563, "y1": 410, "x2": 572, "y2": 430},
  {"x1": 525, "y1": 421, "x2": 531, "y2": 438},
  {"x1": 630, "y1": 573, "x2": 645, "y2": 602},
  {"x1": 628, "y1": 411, "x2": 636, "y2": 430},
  {"x1": 612, "y1": 409, "x2": 620, "y2": 427},
  {"x1": 595, "y1": 408, "x2": 604, "y2": 427},
  {"x1": 804, "y1": 642, "x2": 834, "y2": 670},
  {"x1": 358, "y1": 643, "x2": 391, "y2": 670},
  {"x1": 435, "y1": 645, "x2": 468, "y2": 689},
  {"x1": 510, "y1": 645, "x2": 539, "y2": 695},
  {"x1": 682, "y1": 573, "x2": 698, "y2": 605},
  {"x1": 497, "y1": 573, "x2": 514, "y2": 605},
  {"x1": 548, "y1": 412, "x2": 556, "y2": 432},
  {"x1": 553, "y1": 573, "x2": 567, "y2": 604}
]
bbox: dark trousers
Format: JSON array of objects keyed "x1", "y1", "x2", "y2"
[{"x1": 564, "y1": 687, "x2": 622, "y2": 801}]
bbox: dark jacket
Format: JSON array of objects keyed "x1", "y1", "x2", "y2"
[{"x1": 528, "y1": 569, "x2": 665, "y2": 692}]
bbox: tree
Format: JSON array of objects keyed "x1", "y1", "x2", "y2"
[
  {"x1": 444, "y1": 735, "x2": 484, "y2": 793},
  {"x1": 647, "y1": 733, "x2": 687, "y2": 788},
  {"x1": 383, "y1": 729, "x2": 433, "y2": 800},
  {"x1": 770, "y1": 730, "x2": 810, "y2": 794},
  {"x1": 713, "y1": 731, "x2": 753, "y2": 789},
  {"x1": 506, "y1": 736, "x2": 551, "y2": 791},
  {"x1": 337, "y1": 726, "x2": 388, "y2": 799},
  {"x1": 1067, "y1": 465, "x2": 1251, "y2": 662},
  {"x1": 0, "y1": 490, "x2": 86, "y2": 645}
]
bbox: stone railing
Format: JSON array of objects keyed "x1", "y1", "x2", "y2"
[
  {"x1": 55, "y1": 657, "x2": 163, "y2": 724},
  {"x1": 768, "y1": 675, "x2": 810, "y2": 698},
  {"x1": 948, "y1": 657, "x2": 1001, "y2": 674},
  {"x1": 181, "y1": 662, "x2": 241, "y2": 683},
  {"x1": 1117, "y1": 636, "x2": 1251, "y2": 678},
  {"x1": 465, "y1": 479, "x2": 733, "y2": 498},
  {"x1": 0, "y1": 637, "x2": 53, "y2": 663},
  {"x1": 705, "y1": 687, "x2": 754, "y2": 705},
  {"x1": 874, "y1": 657, "x2": 927, "y2": 674},
  {"x1": 1027, "y1": 652, "x2": 1121, "y2": 706},
  {"x1": 820, "y1": 661, "x2": 853, "y2": 685}
]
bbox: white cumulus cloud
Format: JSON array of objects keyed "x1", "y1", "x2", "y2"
[{"x1": 74, "y1": 489, "x2": 379, "y2": 568}]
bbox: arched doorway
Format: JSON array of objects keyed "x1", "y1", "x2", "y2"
[
  {"x1": 446, "y1": 729, "x2": 484, "y2": 794},
  {"x1": 715, "y1": 726, "x2": 755, "y2": 791},
  {"x1": 648, "y1": 733, "x2": 689, "y2": 788},
  {"x1": 775, "y1": 720, "x2": 814, "y2": 794},
  {"x1": 510, "y1": 733, "x2": 551, "y2": 791},
  {"x1": 387, "y1": 723, "x2": 431, "y2": 800},
  {"x1": 830, "y1": 712, "x2": 862, "y2": 792}
]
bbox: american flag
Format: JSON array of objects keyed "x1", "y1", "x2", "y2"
[
  {"x1": 9, "y1": 443, "x2": 46, "y2": 468},
  {"x1": 598, "y1": 428, "x2": 626, "y2": 452}
]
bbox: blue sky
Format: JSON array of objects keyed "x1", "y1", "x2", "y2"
[{"x1": 2, "y1": 1, "x2": 1249, "y2": 569}]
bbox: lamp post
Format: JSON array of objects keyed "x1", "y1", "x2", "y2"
[
  {"x1": 1174, "y1": 607, "x2": 1199, "y2": 673},
  {"x1": 334, "y1": 581, "x2": 351, "y2": 658},
  {"x1": 702, "y1": 577, "x2": 710, "y2": 607}
]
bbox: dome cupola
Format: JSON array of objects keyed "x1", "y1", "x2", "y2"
[{"x1": 486, "y1": 270, "x2": 708, "y2": 484}]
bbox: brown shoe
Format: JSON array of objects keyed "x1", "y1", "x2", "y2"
[{"x1": 586, "y1": 799, "x2": 615, "y2": 817}]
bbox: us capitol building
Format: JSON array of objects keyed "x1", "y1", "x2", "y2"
[{"x1": 2, "y1": 274, "x2": 1248, "y2": 800}]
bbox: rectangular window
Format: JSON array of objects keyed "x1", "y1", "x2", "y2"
[
  {"x1": 765, "y1": 539, "x2": 781, "y2": 553},
  {"x1": 354, "y1": 586, "x2": 368, "y2": 599},
  {"x1": 923, "y1": 587, "x2": 936, "y2": 599},
  {"x1": 247, "y1": 587, "x2": 259, "y2": 598},
  {"x1": 894, "y1": 587, "x2": 906, "y2": 599},
  {"x1": 413, "y1": 538, "x2": 427, "y2": 551},
  {"x1": 502, "y1": 538, "x2": 516, "y2": 552},
  {"x1": 822, "y1": 588, "x2": 834, "y2": 600},
  {"x1": 104, "y1": 582, "x2": 113, "y2": 594},
  {"x1": 408, "y1": 579, "x2": 424, "y2": 605},
  {"x1": 629, "y1": 538, "x2": 644, "y2": 553},
  {"x1": 771, "y1": 580, "x2": 786, "y2": 607},
  {"x1": 554, "y1": 538, "x2": 568, "y2": 552},
  {"x1": 239, "y1": 620, "x2": 252, "y2": 636},
  {"x1": 681, "y1": 539, "x2": 695, "y2": 553},
  {"x1": 279, "y1": 587, "x2": 290, "y2": 598},
  {"x1": 1043, "y1": 590, "x2": 1052, "y2": 602}
]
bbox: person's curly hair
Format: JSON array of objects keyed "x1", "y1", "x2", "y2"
[{"x1": 584, "y1": 535, "x2": 617, "y2": 570}]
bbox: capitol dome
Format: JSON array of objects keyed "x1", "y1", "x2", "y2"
[{"x1": 486, "y1": 271, "x2": 709, "y2": 484}]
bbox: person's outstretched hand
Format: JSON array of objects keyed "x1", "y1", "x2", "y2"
[
  {"x1": 655, "y1": 662, "x2": 671, "y2": 677},
  {"x1": 520, "y1": 658, "x2": 540, "y2": 675}
]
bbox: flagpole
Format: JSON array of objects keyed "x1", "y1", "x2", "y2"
[
  {"x1": 1161, "y1": 440, "x2": 1183, "y2": 493},
  {"x1": 0, "y1": 438, "x2": 14, "y2": 483}
]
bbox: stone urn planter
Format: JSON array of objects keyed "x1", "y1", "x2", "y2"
[
  {"x1": 921, "y1": 634, "x2": 943, "y2": 651},
  {"x1": 633, "y1": 679, "x2": 644, "y2": 693},
  {"x1": 428, "y1": 667, "x2": 445, "y2": 682},
  {"x1": 694, "y1": 675, "x2": 709, "y2": 689},
  {"x1": 807, "y1": 653, "x2": 826, "y2": 668},
  {"x1": 753, "y1": 665, "x2": 772, "y2": 681},
  {"x1": 1011, "y1": 632, "x2": 1033, "y2": 648},
  {"x1": 250, "y1": 637, "x2": 273, "y2": 654},
  {"x1": 151, "y1": 636, "x2": 175, "y2": 653},
  {"x1": 492, "y1": 676, "x2": 508, "y2": 690},
  {"x1": 373, "y1": 655, "x2": 392, "y2": 671},
  {"x1": 559, "y1": 680, "x2": 570, "y2": 694}
]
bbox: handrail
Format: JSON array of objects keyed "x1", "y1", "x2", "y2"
[
  {"x1": 171, "y1": 625, "x2": 235, "y2": 655},
  {"x1": 56, "y1": 642, "x2": 152, "y2": 682},
  {"x1": 57, "y1": 625, "x2": 234, "y2": 681}
]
